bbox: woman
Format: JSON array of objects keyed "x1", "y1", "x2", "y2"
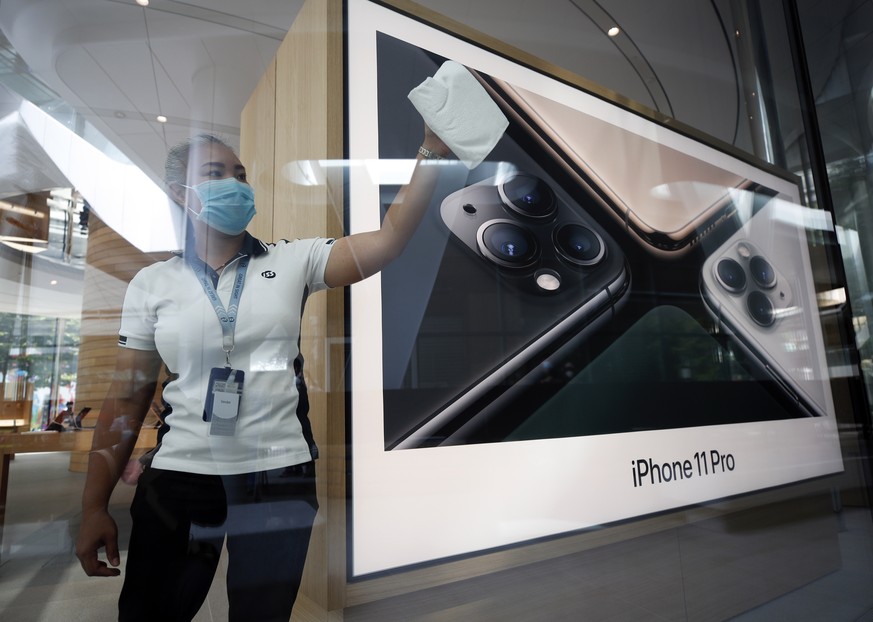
[{"x1": 75, "y1": 129, "x2": 449, "y2": 621}]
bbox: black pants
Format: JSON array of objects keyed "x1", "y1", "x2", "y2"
[{"x1": 119, "y1": 464, "x2": 318, "y2": 622}]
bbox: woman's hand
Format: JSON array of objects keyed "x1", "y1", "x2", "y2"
[
  {"x1": 76, "y1": 507, "x2": 121, "y2": 577},
  {"x1": 421, "y1": 124, "x2": 451, "y2": 159},
  {"x1": 77, "y1": 347, "x2": 161, "y2": 578}
]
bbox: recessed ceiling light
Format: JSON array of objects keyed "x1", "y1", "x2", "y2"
[
  {"x1": 136, "y1": 0, "x2": 149, "y2": 6},
  {"x1": 156, "y1": 115, "x2": 167, "y2": 123},
  {"x1": 607, "y1": 27, "x2": 620, "y2": 37},
  {"x1": 50, "y1": 280, "x2": 58, "y2": 286}
]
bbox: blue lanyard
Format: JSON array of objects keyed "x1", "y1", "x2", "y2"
[{"x1": 192, "y1": 256, "x2": 250, "y2": 365}]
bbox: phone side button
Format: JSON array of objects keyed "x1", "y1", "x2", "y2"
[{"x1": 764, "y1": 363, "x2": 801, "y2": 409}]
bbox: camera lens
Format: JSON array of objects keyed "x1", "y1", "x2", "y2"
[
  {"x1": 498, "y1": 174, "x2": 556, "y2": 219},
  {"x1": 749, "y1": 255, "x2": 776, "y2": 289},
  {"x1": 554, "y1": 223, "x2": 605, "y2": 266},
  {"x1": 478, "y1": 220, "x2": 538, "y2": 268},
  {"x1": 715, "y1": 258, "x2": 746, "y2": 293},
  {"x1": 747, "y1": 291, "x2": 775, "y2": 327}
]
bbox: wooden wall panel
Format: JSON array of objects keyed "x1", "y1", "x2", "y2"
[
  {"x1": 240, "y1": 0, "x2": 346, "y2": 617},
  {"x1": 72, "y1": 213, "x2": 169, "y2": 471},
  {"x1": 74, "y1": 213, "x2": 170, "y2": 426},
  {"x1": 241, "y1": 56, "x2": 277, "y2": 242}
]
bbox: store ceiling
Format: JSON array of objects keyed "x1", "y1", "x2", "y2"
[
  {"x1": 0, "y1": 0, "x2": 303, "y2": 186},
  {"x1": 0, "y1": 0, "x2": 859, "y2": 188}
]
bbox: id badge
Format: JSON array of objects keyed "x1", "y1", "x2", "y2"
[{"x1": 204, "y1": 367, "x2": 245, "y2": 436}]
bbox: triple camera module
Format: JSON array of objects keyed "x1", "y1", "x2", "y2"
[
  {"x1": 713, "y1": 242, "x2": 786, "y2": 327},
  {"x1": 443, "y1": 173, "x2": 606, "y2": 289}
]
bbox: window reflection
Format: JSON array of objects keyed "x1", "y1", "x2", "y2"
[{"x1": 0, "y1": 190, "x2": 85, "y2": 432}]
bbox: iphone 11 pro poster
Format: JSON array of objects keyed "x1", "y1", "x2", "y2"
[{"x1": 346, "y1": 0, "x2": 845, "y2": 578}]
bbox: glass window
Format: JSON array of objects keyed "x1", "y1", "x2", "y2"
[{"x1": 0, "y1": 2, "x2": 870, "y2": 621}]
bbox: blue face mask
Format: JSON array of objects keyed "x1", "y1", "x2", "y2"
[{"x1": 185, "y1": 177, "x2": 256, "y2": 235}]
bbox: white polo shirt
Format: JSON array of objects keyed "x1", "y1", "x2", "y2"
[{"x1": 118, "y1": 234, "x2": 334, "y2": 475}]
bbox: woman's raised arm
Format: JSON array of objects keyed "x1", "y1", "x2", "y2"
[{"x1": 323, "y1": 129, "x2": 450, "y2": 288}]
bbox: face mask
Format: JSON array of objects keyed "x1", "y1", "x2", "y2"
[{"x1": 184, "y1": 177, "x2": 256, "y2": 235}]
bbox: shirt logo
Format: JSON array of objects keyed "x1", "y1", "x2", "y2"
[{"x1": 261, "y1": 270, "x2": 276, "y2": 279}]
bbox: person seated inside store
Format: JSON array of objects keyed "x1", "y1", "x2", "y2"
[{"x1": 44, "y1": 401, "x2": 74, "y2": 432}]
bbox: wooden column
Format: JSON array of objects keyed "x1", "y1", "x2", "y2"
[
  {"x1": 71, "y1": 213, "x2": 168, "y2": 470},
  {"x1": 240, "y1": 0, "x2": 346, "y2": 617}
]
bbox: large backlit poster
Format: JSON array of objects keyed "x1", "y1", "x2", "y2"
[{"x1": 346, "y1": 0, "x2": 843, "y2": 576}]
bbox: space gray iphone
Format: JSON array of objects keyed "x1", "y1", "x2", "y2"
[{"x1": 377, "y1": 34, "x2": 629, "y2": 450}]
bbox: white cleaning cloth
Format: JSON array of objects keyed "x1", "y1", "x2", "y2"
[{"x1": 408, "y1": 61, "x2": 508, "y2": 169}]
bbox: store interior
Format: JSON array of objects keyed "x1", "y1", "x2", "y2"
[{"x1": 0, "y1": 1, "x2": 872, "y2": 620}]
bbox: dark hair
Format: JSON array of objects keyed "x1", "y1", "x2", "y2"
[{"x1": 164, "y1": 134, "x2": 236, "y2": 205}]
